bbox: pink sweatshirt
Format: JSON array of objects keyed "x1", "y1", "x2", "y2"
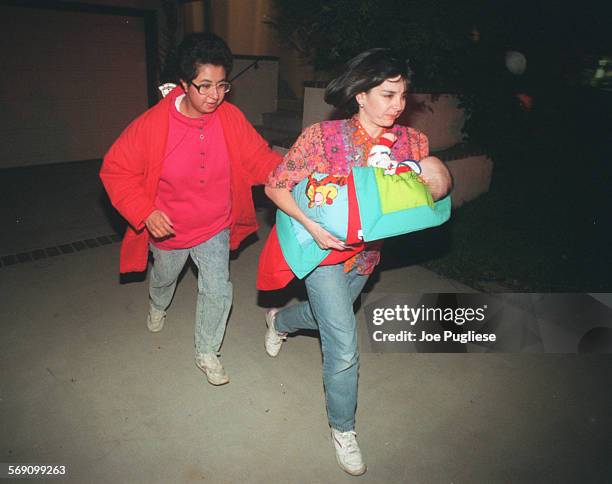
[{"x1": 152, "y1": 96, "x2": 231, "y2": 249}]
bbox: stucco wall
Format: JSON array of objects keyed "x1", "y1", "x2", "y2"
[
  {"x1": 227, "y1": 58, "x2": 278, "y2": 126},
  {"x1": 0, "y1": 4, "x2": 150, "y2": 168},
  {"x1": 208, "y1": 0, "x2": 311, "y2": 100}
]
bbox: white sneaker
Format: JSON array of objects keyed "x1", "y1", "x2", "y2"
[
  {"x1": 331, "y1": 428, "x2": 367, "y2": 476},
  {"x1": 195, "y1": 353, "x2": 229, "y2": 386},
  {"x1": 147, "y1": 305, "x2": 166, "y2": 332},
  {"x1": 264, "y1": 309, "x2": 287, "y2": 357}
]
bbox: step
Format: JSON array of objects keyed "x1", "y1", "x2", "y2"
[
  {"x1": 255, "y1": 126, "x2": 299, "y2": 149},
  {"x1": 277, "y1": 98, "x2": 303, "y2": 112},
  {"x1": 261, "y1": 109, "x2": 303, "y2": 134}
]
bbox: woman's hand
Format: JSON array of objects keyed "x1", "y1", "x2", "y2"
[
  {"x1": 307, "y1": 221, "x2": 347, "y2": 251},
  {"x1": 265, "y1": 185, "x2": 346, "y2": 251},
  {"x1": 145, "y1": 209, "x2": 175, "y2": 239}
]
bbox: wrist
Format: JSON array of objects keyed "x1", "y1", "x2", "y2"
[{"x1": 301, "y1": 217, "x2": 317, "y2": 232}]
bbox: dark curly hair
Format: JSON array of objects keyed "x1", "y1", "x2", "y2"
[
  {"x1": 176, "y1": 32, "x2": 233, "y2": 82},
  {"x1": 324, "y1": 48, "x2": 411, "y2": 115}
]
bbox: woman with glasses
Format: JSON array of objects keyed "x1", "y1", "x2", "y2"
[{"x1": 100, "y1": 33, "x2": 281, "y2": 386}]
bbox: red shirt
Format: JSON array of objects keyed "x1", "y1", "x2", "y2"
[{"x1": 153, "y1": 97, "x2": 231, "y2": 249}]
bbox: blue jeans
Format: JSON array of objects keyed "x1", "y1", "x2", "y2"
[
  {"x1": 149, "y1": 229, "x2": 233, "y2": 355},
  {"x1": 274, "y1": 264, "x2": 369, "y2": 432}
]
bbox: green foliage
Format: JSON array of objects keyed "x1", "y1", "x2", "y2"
[
  {"x1": 268, "y1": 0, "x2": 526, "y2": 153},
  {"x1": 269, "y1": 0, "x2": 496, "y2": 87}
]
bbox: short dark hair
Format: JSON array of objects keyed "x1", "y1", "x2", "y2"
[
  {"x1": 176, "y1": 32, "x2": 233, "y2": 82},
  {"x1": 324, "y1": 48, "x2": 410, "y2": 115}
]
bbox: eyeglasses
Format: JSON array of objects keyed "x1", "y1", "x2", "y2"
[{"x1": 190, "y1": 80, "x2": 231, "y2": 95}]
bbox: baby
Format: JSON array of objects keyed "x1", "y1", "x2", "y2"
[{"x1": 367, "y1": 132, "x2": 452, "y2": 200}]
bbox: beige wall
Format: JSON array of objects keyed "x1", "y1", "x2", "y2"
[
  {"x1": 183, "y1": 1, "x2": 206, "y2": 34},
  {"x1": 62, "y1": 0, "x2": 314, "y2": 99},
  {"x1": 401, "y1": 94, "x2": 465, "y2": 151},
  {"x1": 227, "y1": 58, "x2": 278, "y2": 125},
  {"x1": 302, "y1": 87, "x2": 335, "y2": 129},
  {"x1": 210, "y1": 0, "x2": 276, "y2": 56},
  {"x1": 446, "y1": 155, "x2": 494, "y2": 208},
  {"x1": 207, "y1": 0, "x2": 311, "y2": 99}
]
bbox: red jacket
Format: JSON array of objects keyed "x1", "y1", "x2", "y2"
[{"x1": 100, "y1": 87, "x2": 282, "y2": 273}]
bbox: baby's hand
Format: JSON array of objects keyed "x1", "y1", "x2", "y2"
[{"x1": 418, "y1": 156, "x2": 452, "y2": 200}]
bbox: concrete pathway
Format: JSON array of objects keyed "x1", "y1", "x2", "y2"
[{"x1": 1, "y1": 210, "x2": 611, "y2": 483}]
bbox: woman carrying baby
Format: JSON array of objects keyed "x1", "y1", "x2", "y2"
[{"x1": 262, "y1": 48, "x2": 451, "y2": 475}]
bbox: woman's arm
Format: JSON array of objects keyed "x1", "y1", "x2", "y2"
[
  {"x1": 265, "y1": 123, "x2": 346, "y2": 251},
  {"x1": 100, "y1": 119, "x2": 155, "y2": 231},
  {"x1": 265, "y1": 186, "x2": 346, "y2": 251},
  {"x1": 227, "y1": 106, "x2": 282, "y2": 186}
]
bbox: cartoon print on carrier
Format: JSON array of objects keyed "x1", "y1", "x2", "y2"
[
  {"x1": 367, "y1": 132, "x2": 422, "y2": 176},
  {"x1": 305, "y1": 174, "x2": 348, "y2": 208}
]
